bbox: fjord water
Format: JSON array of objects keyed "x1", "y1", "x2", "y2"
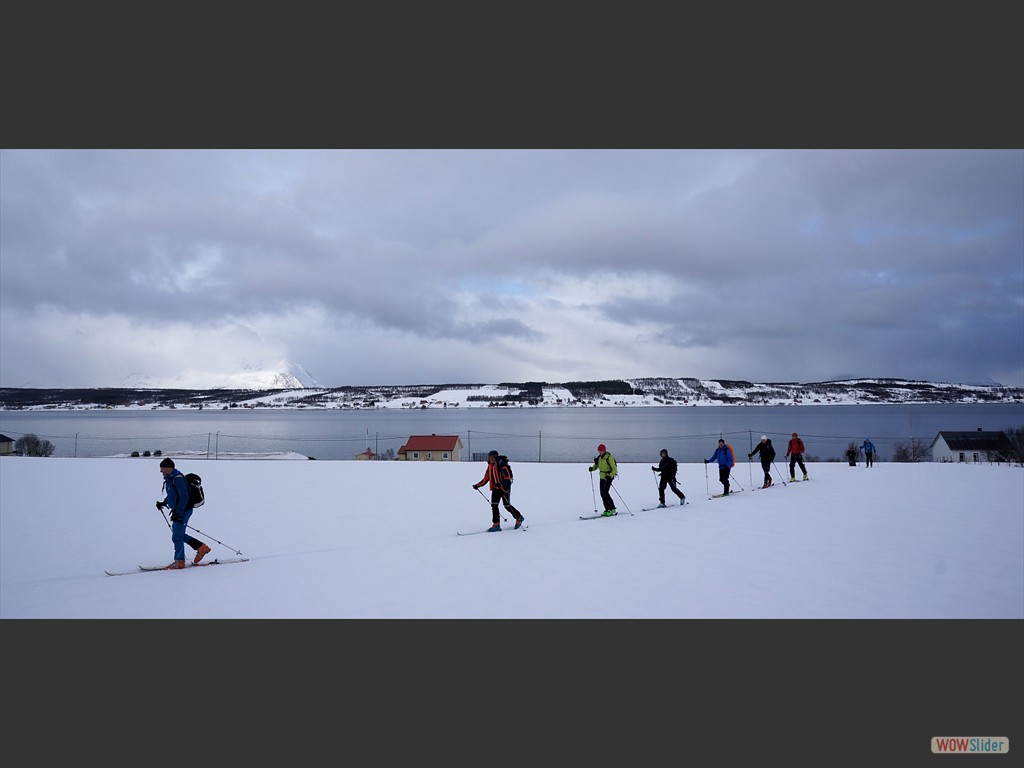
[{"x1": 1, "y1": 403, "x2": 1021, "y2": 463}]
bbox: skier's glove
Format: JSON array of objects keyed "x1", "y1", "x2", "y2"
[
  {"x1": 156, "y1": 501, "x2": 166, "y2": 510},
  {"x1": 588, "y1": 466, "x2": 595, "y2": 472},
  {"x1": 170, "y1": 512, "x2": 183, "y2": 523},
  {"x1": 747, "y1": 453, "x2": 753, "y2": 459},
  {"x1": 704, "y1": 459, "x2": 709, "y2": 464}
]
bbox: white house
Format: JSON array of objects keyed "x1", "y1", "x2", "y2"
[{"x1": 929, "y1": 429, "x2": 1015, "y2": 463}]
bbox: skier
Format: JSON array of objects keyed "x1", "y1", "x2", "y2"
[
  {"x1": 748, "y1": 435, "x2": 776, "y2": 488},
  {"x1": 846, "y1": 446, "x2": 857, "y2": 466},
  {"x1": 705, "y1": 438, "x2": 735, "y2": 495},
  {"x1": 588, "y1": 443, "x2": 619, "y2": 516},
  {"x1": 156, "y1": 457, "x2": 210, "y2": 569},
  {"x1": 860, "y1": 438, "x2": 876, "y2": 468},
  {"x1": 786, "y1": 432, "x2": 809, "y2": 481},
  {"x1": 471, "y1": 450, "x2": 524, "y2": 532},
  {"x1": 651, "y1": 448, "x2": 686, "y2": 506}
]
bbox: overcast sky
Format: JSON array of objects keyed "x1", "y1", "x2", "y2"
[{"x1": 1, "y1": 149, "x2": 1021, "y2": 389}]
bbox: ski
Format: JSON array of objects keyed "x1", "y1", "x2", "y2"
[
  {"x1": 105, "y1": 557, "x2": 249, "y2": 576},
  {"x1": 640, "y1": 501, "x2": 688, "y2": 511},
  {"x1": 457, "y1": 524, "x2": 528, "y2": 535},
  {"x1": 708, "y1": 490, "x2": 743, "y2": 499},
  {"x1": 579, "y1": 512, "x2": 619, "y2": 520}
]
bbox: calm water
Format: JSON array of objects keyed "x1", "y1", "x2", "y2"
[{"x1": 2, "y1": 404, "x2": 1021, "y2": 463}]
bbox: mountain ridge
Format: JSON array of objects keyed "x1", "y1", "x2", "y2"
[{"x1": 2, "y1": 377, "x2": 1021, "y2": 410}]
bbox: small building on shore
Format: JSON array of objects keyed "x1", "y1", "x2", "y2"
[
  {"x1": 397, "y1": 434, "x2": 463, "y2": 462},
  {"x1": 930, "y1": 429, "x2": 1016, "y2": 463}
]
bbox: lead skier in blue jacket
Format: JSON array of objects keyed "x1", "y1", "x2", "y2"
[{"x1": 156, "y1": 458, "x2": 210, "y2": 569}]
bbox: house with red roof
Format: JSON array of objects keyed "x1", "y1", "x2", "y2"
[{"x1": 397, "y1": 434, "x2": 463, "y2": 462}]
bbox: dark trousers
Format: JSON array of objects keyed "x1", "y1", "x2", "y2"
[
  {"x1": 659, "y1": 476, "x2": 685, "y2": 503},
  {"x1": 865, "y1": 452, "x2": 874, "y2": 467},
  {"x1": 789, "y1": 455, "x2": 807, "y2": 476},
  {"x1": 490, "y1": 488, "x2": 521, "y2": 524},
  {"x1": 759, "y1": 460, "x2": 772, "y2": 485},
  {"x1": 599, "y1": 477, "x2": 615, "y2": 511},
  {"x1": 718, "y1": 466, "x2": 731, "y2": 494}
]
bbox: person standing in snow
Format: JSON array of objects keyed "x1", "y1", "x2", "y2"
[
  {"x1": 705, "y1": 438, "x2": 735, "y2": 495},
  {"x1": 651, "y1": 448, "x2": 686, "y2": 506},
  {"x1": 860, "y1": 438, "x2": 876, "y2": 468},
  {"x1": 748, "y1": 435, "x2": 776, "y2": 488},
  {"x1": 472, "y1": 450, "x2": 524, "y2": 532},
  {"x1": 589, "y1": 443, "x2": 619, "y2": 516},
  {"x1": 786, "y1": 432, "x2": 809, "y2": 481},
  {"x1": 156, "y1": 457, "x2": 210, "y2": 570}
]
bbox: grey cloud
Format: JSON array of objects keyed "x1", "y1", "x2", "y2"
[{"x1": 1, "y1": 149, "x2": 1021, "y2": 388}]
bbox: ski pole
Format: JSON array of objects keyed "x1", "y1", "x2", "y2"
[
  {"x1": 651, "y1": 466, "x2": 660, "y2": 503},
  {"x1": 474, "y1": 486, "x2": 507, "y2": 521},
  {"x1": 589, "y1": 468, "x2": 598, "y2": 513},
  {"x1": 610, "y1": 482, "x2": 633, "y2": 515},
  {"x1": 183, "y1": 522, "x2": 244, "y2": 556},
  {"x1": 156, "y1": 505, "x2": 244, "y2": 555},
  {"x1": 703, "y1": 460, "x2": 709, "y2": 495},
  {"x1": 730, "y1": 472, "x2": 745, "y2": 492},
  {"x1": 771, "y1": 461, "x2": 788, "y2": 485}
]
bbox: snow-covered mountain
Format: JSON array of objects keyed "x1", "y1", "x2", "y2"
[
  {"x1": 120, "y1": 360, "x2": 322, "y2": 390},
  {"x1": 218, "y1": 360, "x2": 322, "y2": 390}
]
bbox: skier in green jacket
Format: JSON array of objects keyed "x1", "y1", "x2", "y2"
[{"x1": 589, "y1": 443, "x2": 619, "y2": 516}]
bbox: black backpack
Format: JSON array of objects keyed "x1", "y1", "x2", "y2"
[
  {"x1": 498, "y1": 455, "x2": 513, "y2": 484},
  {"x1": 184, "y1": 472, "x2": 205, "y2": 509}
]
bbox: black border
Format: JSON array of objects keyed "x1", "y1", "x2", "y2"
[
  {"x1": 4, "y1": 7, "x2": 1022, "y2": 148},
  {"x1": 6, "y1": 619, "x2": 1021, "y2": 764}
]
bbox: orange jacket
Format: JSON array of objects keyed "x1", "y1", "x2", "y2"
[
  {"x1": 474, "y1": 460, "x2": 512, "y2": 492},
  {"x1": 787, "y1": 437, "x2": 806, "y2": 456}
]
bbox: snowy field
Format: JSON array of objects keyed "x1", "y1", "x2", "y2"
[{"x1": 2, "y1": 456, "x2": 1020, "y2": 619}]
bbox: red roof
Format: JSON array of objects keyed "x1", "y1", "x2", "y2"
[{"x1": 399, "y1": 434, "x2": 462, "y2": 452}]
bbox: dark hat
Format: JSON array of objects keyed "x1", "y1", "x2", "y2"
[
  {"x1": 487, "y1": 450, "x2": 499, "y2": 458},
  {"x1": 718, "y1": 438, "x2": 725, "y2": 443},
  {"x1": 792, "y1": 432, "x2": 798, "y2": 437},
  {"x1": 159, "y1": 457, "x2": 175, "y2": 468},
  {"x1": 597, "y1": 443, "x2": 606, "y2": 453},
  {"x1": 659, "y1": 448, "x2": 668, "y2": 455}
]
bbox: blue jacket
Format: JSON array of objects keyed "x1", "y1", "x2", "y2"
[
  {"x1": 161, "y1": 468, "x2": 192, "y2": 514},
  {"x1": 708, "y1": 444, "x2": 735, "y2": 468},
  {"x1": 861, "y1": 440, "x2": 875, "y2": 454}
]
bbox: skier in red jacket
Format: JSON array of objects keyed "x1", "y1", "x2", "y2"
[{"x1": 786, "y1": 432, "x2": 809, "y2": 481}]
